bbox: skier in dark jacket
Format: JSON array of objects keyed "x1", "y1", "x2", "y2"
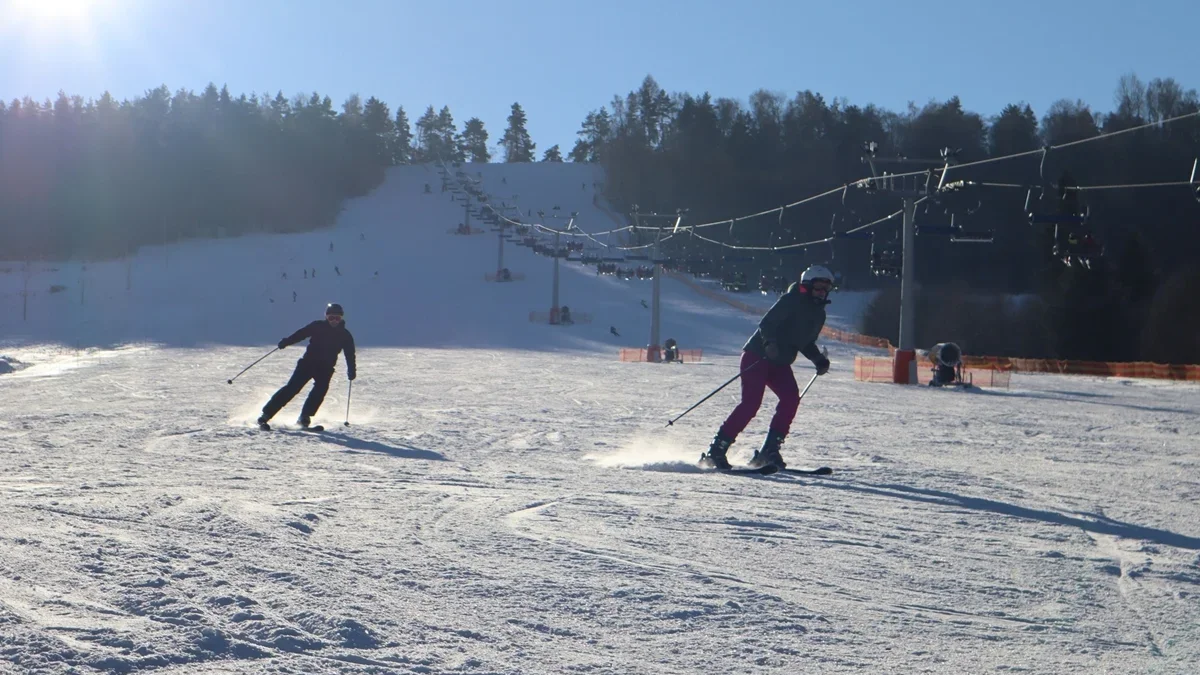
[
  {"x1": 257, "y1": 303, "x2": 356, "y2": 430},
  {"x1": 701, "y1": 265, "x2": 834, "y2": 470}
]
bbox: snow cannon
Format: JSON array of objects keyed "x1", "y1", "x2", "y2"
[
  {"x1": 928, "y1": 342, "x2": 963, "y2": 387},
  {"x1": 664, "y1": 338, "x2": 679, "y2": 363}
]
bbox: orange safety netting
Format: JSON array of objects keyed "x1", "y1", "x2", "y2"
[
  {"x1": 854, "y1": 356, "x2": 1012, "y2": 388},
  {"x1": 959, "y1": 356, "x2": 1200, "y2": 380},
  {"x1": 619, "y1": 348, "x2": 703, "y2": 363},
  {"x1": 666, "y1": 270, "x2": 1200, "y2": 382},
  {"x1": 822, "y1": 326, "x2": 892, "y2": 349}
]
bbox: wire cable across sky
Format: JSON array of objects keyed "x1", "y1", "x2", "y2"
[{"x1": 440, "y1": 109, "x2": 1200, "y2": 256}]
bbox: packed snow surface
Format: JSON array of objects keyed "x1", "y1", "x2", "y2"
[{"x1": 2, "y1": 163, "x2": 1198, "y2": 674}]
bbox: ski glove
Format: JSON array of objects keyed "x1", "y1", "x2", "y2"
[
  {"x1": 348, "y1": 370, "x2": 357, "y2": 381},
  {"x1": 813, "y1": 356, "x2": 830, "y2": 376},
  {"x1": 277, "y1": 340, "x2": 288, "y2": 350},
  {"x1": 764, "y1": 342, "x2": 780, "y2": 360}
]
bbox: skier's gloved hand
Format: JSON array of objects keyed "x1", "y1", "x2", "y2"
[
  {"x1": 764, "y1": 342, "x2": 780, "y2": 360},
  {"x1": 348, "y1": 370, "x2": 356, "y2": 381},
  {"x1": 814, "y1": 356, "x2": 830, "y2": 376},
  {"x1": 277, "y1": 340, "x2": 287, "y2": 350}
]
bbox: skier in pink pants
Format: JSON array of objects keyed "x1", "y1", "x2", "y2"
[{"x1": 702, "y1": 265, "x2": 834, "y2": 470}]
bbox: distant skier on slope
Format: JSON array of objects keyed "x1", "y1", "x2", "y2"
[
  {"x1": 700, "y1": 264, "x2": 833, "y2": 471},
  {"x1": 257, "y1": 303, "x2": 356, "y2": 430}
]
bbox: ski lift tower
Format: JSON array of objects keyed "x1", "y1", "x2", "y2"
[
  {"x1": 500, "y1": 201, "x2": 525, "y2": 272},
  {"x1": 630, "y1": 206, "x2": 686, "y2": 362},
  {"x1": 462, "y1": 191, "x2": 474, "y2": 231},
  {"x1": 484, "y1": 198, "x2": 518, "y2": 269},
  {"x1": 860, "y1": 143, "x2": 958, "y2": 383},
  {"x1": 541, "y1": 208, "x2": 578, "y2": 325},
  {"x1": 482, "y1": 204, "x2": 508, "y2": 273}
]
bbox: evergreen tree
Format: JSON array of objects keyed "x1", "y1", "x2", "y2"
[
  {"x1": 435, "y1": 106, "x2": 464, "y2": 162},
  {"x1": 989, "y1": 103, "x2": 1039, "y2": 157},
  {"x1": 269, "y1": 91, "x2": 290, "y2": 122},
  {"x1": 632, "y1": 75, "x2": 676, "y2": 150},
  {"x1": 394, "y1": 106, "x2": 414, "y2": 164},
  {"x1": 414, "y1": 105, "x2": 440, "y2": 161},
  {"x1": 1041, "y1": 99, "x2": 1099, "y2": 145},
  {"x1": 0, "y1": 83, "x2": 396, "y2": 260},
  {"x1": 362, "y1": 96, "x2": 396, "y2": 164},
  {"x1": 501, "y1": 102, "x2": 536, "y2": 162},
  {"x1": 570, "y1": 109, "x2": 612, "y2": 162},
  {"x1": 341, "y1": 94, "x2": 363, "y2": 125},
  {"x1": 460, "y1": 117, "x2": 490, "y2": 162},
  {"x1": 541, "y1": 144, "x2": 563, "y2": 162},
  {"x1": 569, "y1": 112, "x2": 595, "y2": 162}
]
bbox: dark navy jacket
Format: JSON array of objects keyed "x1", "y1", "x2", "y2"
[
  {"x1": 282, "y1": 320, "x2": 356, "y2": 376},
  {"x1": 742, "y1": 283, "x2": 827, "y2": 366}
]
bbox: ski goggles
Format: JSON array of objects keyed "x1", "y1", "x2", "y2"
[{"x1": 326, "y1": 314, "x2": 343, "y2": 321}]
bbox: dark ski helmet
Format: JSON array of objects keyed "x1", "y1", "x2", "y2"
[{"x1": 325, "y1": 303, "x2": 344, "y2": 316}]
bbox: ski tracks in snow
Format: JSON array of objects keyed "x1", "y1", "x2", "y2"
[{"x1": 3, "y1": 344, "x2": 1200, "y2": 673}]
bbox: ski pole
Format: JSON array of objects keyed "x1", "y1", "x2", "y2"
[
  {"x1": 343, "y1": 380, "x2": 352, "y2": 427},
  {"x1": 797, "y1": 372, "x2": 819, "y2": 403},
  {"x1": 227, "y1": 347, "x2": 278, "y2": 384},
  {"x1": 666, "y1": 358, "x2": 764, "y2": 427}
]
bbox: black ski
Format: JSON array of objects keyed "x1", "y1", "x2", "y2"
[
  {"x1": 699, "y1": 456, "x2": 778, "y2": 475},
  {"x1": 718, "y1": 465, "x2": 778, "y2": 476},
  {"x1": 780, "y1": 466, "x2": 833, "y2": 476},
  {"x1": 256, "y1": 423, "x2": 325, "y2": 432}
]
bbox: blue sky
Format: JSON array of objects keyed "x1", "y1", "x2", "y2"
[{"x1": 1, "y1": 0, "x2": 1195, "y2": 156}]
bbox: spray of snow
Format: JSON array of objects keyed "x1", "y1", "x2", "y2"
[{"x1": 585, "y1": 434, "x2": 708, "y2": 473}]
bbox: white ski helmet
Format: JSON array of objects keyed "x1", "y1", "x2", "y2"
[{"x1": 800, "y1": 264, "x2": 834, "y2": 285}]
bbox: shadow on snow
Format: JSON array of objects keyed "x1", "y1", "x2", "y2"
[
  {"x1": 805, "y1": 479, "x2": 1200, "y2": 550},
  {"x1": 276, "y1": 429, "x2": 446, "y2": 462}
]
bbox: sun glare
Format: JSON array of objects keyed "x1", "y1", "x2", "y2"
[
  {"x1": 4, "y1": 0, "x2": 110, "y2": 31},
  {"x1": 1, "y1": 0, "x2": 127, "y2": 49}
]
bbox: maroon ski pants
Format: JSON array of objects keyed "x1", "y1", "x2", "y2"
[{"x1": 718, "y1": 351, "x2": 800, "y2": 440}]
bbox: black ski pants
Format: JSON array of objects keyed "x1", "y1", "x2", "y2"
[{"x1": 261, "y1": 359, "x2": 334, "y2": 422}]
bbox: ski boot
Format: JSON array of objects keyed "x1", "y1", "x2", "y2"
[
  {"x1": 298, "y1": 416, "x2": 312, "y2": 429},
  {"x1": 749, "y1": 430, "x2": 787, "y2": 470},
  {"x1": 256, "y1": 416, "x2": 271, "y2": 431},
  {"x1": 700, "y1": 433, "x2": 734, "y2": 470}
]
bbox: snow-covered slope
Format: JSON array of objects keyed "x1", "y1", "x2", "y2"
[
  {"x1": 3, "y1": 343, "x2": 1199, "y2": 674},
  {"x1": 0, "y1": 163, "x2": 806, "y2": 356},
  {"x1": 2, "y1": 163, "x2": 1198, "y2": 674}
]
